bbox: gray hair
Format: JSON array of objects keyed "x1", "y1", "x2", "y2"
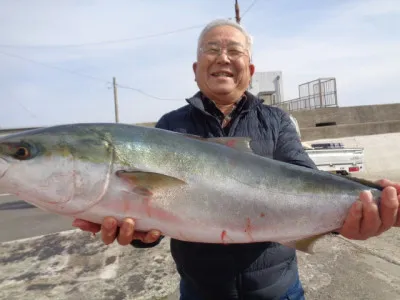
[{"x1": 196, "y1": 18, "x2": 253, "y2": 57}]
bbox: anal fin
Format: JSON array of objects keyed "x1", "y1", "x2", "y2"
[{"x1": 281, "y1": 233, "x2": 328, "y2": 254}]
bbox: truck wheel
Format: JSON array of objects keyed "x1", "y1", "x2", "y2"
[{"x1": 336, "y1": 171, "x2": 349, "y2": 176}]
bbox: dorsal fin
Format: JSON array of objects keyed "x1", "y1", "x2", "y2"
[
  {"x1": 184, "y1": 134, "x2": 253, "y2": 153},
  {"x1": 339, "y1": 174, "x2": 383, "y2": 191}
]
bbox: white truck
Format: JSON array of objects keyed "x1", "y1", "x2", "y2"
[{"x1": 289, "y1": 115, "x2": 364, "y2": 176}]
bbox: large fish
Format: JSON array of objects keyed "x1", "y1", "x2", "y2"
[{"x1": 0, "y1": 123, "x2": 383, "y2": 253}]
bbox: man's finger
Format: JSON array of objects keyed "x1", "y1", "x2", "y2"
[
  {"x1": 101, "y1": 216, "x2": 118, "y2": 245},
  {"x1": 72, "y1": 219, "x2": 101, "y2": 234},
  {"x1": 117, "y1": 218, "x2": 136, "y2": 246},
  {"x1": 359, "y1": 191, "x2": 381, "y2": 238},
  {"x1": 132, "y1": 230, "x2": 161, "y2": 243},
  {"x1": 143, "y1": 230, "x2": 162, "y2": 243},
  {"x1": 132, "y1": 231, "x2": 147, "y2": 242},
  {"x1": 396, "y1": 195, "x2": 400, "y2": 227},
  {"x1": 377, "y1": 179, "x2": 400, "y2": 194},
  {"x1": 340, "y1": 200, "x2": 363, "y2": 238},
  {"x1": 377, "y1": 186, "x2": 398, "y2": 235},
  {"x1": 375, "y1": 179, "x2": 400, "y2": 227}
]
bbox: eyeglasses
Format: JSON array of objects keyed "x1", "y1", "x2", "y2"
[{"x1": 199, "y1": 44, "x2": 249, "y2": 60}]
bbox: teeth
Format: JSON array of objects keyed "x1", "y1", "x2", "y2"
[{"x1": 214, "y1": 72, "x2": 232, "y2": 77}]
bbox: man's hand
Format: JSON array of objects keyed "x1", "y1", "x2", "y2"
[
  {"x1": 340, "y1": 179, "x2": 400, "y2": 240},
  {"x1": 72, "y1": 217, "x2": 161, "y2": 246}
]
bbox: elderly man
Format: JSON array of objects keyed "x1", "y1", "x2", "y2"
[{"x1": 73, "y1": 19, "x2": 400, "y2": 299}]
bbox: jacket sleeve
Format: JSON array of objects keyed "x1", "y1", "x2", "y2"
[
  {"x1": 130, "y1": 115, "x2": 169, "y2": 249},
  {"x1": 273, "y1": 110, "x2": 318, "y2": 170},
  {"x1": 273, "y1": 110, "x2": 342, "y2": 235}
]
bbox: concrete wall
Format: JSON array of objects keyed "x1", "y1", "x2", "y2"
[
  {"x1": 291, "y1": 103, "x2": 400, "y2": 128},
  {"x1": 290, "y1": 103, "x2": 400, "y2": 140},
  {"x1": 2, "y1": 103, "x2": 399, "y2": 142},
  {"x1": 301, "y1": 120, "x2": 400, "y2": 141}
]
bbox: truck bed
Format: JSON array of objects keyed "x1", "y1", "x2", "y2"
[{"x1": 305, "y1": 147, "x2": 364, "y2": 175}]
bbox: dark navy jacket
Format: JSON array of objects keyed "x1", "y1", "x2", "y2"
[{"x1": 132, "y1": 91, "x2": 317, "y2": 299}]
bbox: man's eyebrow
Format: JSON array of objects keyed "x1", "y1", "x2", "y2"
[
  {"x1": 204, "y1": 41, "x2": 245, "y2": 47},
  {"x1": 227, "y1": 41, "x2": 245, "y2": 47}
]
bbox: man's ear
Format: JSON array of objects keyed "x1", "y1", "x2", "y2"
[
  {"x1": 192, "y1": 62, "x2": 197, "y2": 81},
  {"x1": 249, "y1": 63, "x2": 255, "y2": 76}
]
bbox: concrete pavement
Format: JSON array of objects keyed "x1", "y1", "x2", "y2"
[
  {"x1": 0, "y1": 194, "x2": 74, "y2": 243},
  {"x1": 0, "y1": 229, "x2": 181, "y2": 300},
  {"x1": 1, "y1": 226, "x2": 399, "y2": 300}
]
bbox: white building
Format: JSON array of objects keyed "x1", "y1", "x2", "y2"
[{"x1": 248, "y1": 71, "x2": 284, "y2": 105}]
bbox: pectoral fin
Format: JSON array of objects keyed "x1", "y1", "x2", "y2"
[{"x1": 116, "y1": 170, "x2": 186, "y2": 196}]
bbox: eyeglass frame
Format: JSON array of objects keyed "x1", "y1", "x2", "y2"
[{"x1": 198, "y1": 42, "x2": 250, "y2": 61}]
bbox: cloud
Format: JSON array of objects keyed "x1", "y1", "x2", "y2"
[{"x1": 0, "y1": 0, "x2": 398, "y2": 128}]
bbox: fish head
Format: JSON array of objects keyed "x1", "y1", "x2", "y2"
[{"x1": 0, "y1": 125, "x2": 113, "y2": 214}]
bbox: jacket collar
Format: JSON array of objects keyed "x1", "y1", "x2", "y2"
[{"x1": 186, "y1": 90, "x2": 264, "y2": 113}]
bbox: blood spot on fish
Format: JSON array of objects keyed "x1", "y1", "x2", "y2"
[
  {"x1": 221, "y1": 230, "x2": 227, "y2": 244},
  {"x1": 123, "y1": 198, "x2": 131, "y2": 214},
  {"x1": 226, "y1": 140, "x2": 236, "y2": 148},
  {"x1": 220, "y1": 230, "x2": 233, "y2": 244},
  {"x1": 116, "y1": 192, "x2": 182, "y2": 225},
  {"x1": 244, "y1": 218, "x2": 254, "y2": 242},
  {"x1": 260, "y1": 213, "x2": 265, "y2": 218},
  {"x1": 143, "y1": 197, "x2": 152, "y2": 217}
]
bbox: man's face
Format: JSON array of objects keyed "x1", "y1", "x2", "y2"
[{"x1": 193, "y1": 25, "x2": 255, "y2": 103}]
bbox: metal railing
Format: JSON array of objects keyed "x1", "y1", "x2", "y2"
[{"x1": 273, "y1": 78, "x2": 338, "y2": 112}]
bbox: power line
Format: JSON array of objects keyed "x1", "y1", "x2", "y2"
[
  {"x1": 0, "y1": 24, "x2": 205, "y2": 49},
  {"x1": 117, "y1": 84, "x2": 182, "y2": 101},
  {"x1": 0, "y1": 49, "x2": 182, "y2": 101},
  {"x1": 0, "y1": 50, "x2": 108, "y2": 83},
  {"x1": 0, "y1": 4, "x2": 261, "y2": 50},
  {"x1": 241, "y1": 0, "x2": 259, "y2": 18}
]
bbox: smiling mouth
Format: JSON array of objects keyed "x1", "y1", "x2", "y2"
[{"x1": 211, "y1": 72, "x2": 234, "y2": 78}]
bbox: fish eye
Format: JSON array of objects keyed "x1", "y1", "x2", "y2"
[{"x1": 13, "y1": 146, "x2": 31, "y2": 160}]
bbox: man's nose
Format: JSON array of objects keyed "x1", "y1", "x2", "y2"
[{"x1": 216, "y1": 51, "x2": 230, "y2": 64}]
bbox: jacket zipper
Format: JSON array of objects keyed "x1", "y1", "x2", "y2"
[{"x1": 237, "y1": 272, "x2": 243, "y2": 300}]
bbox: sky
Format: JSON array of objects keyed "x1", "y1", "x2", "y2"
[{"x1": 0, "y1": 0, "x2": 399, "y2": 129}]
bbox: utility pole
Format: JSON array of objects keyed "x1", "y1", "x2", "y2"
[
  {"x1": 234, "y1": 1, "x2": 252, "y2": 89},
  {"x1": 235, "y1": 0, "x2": 241, "y2": 24},
  {"x1": 113, "y1": 77, "x2": 119, "y2": 123}
]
